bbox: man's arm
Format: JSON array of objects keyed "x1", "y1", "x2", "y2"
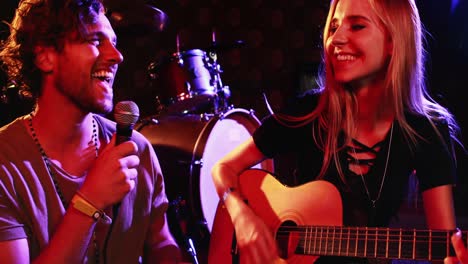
[
  {"x1": 0, "y1": 205, "x2": 98, "y2": 264},
  {"x1": 144, "y1": 214, "x2": 181, "y2": 264},
  {"x1": 0, "y1": 239, "x2": 30, "y2": 263}
]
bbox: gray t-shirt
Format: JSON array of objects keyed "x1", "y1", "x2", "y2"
[{"x1": 0, "y1": 114, "x2": 174, "y2": 263}]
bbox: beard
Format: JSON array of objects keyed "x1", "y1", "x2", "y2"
[{"x1": 56, "y1": 80, "x2": 114, "y2": 115}]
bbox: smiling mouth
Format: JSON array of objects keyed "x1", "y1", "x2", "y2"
[
  {"x1": 91, "y1": 71, "x2": 113, "y2": 83},
  {"x1": 336, "y1": 54, "x2": 357, "y2": 61}
]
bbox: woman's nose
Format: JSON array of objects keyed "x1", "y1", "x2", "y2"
[{"x1": 331, "y1": 26, "x2": 348, "y2": 46}]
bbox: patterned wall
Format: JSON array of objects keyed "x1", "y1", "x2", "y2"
[
  {"x1": 114, "y1": 0, "x2": 330, "y2": 119},
  {"x1": 111, "y1": 0, "x2": 468, "y2": 222}
]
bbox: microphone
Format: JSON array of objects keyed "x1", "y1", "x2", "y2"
[
  {"x1": 114, "y1": 101, "x2": 140, "y2": 145},
  {"x1": 111, "y1": 101, "x2": 140, "y2": 221}
]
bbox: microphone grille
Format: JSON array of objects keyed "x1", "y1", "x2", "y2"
[{"x1": 114, "y1": 101, "x2": 140, "y2": 125}]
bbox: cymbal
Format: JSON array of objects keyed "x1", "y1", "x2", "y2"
[{"x1": 104, "y1": 1, "x2": 169, "y2": 35}]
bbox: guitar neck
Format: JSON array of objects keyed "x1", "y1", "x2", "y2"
[{"x1": 293, "y1": 225, "x2": 468, "y2": 261}]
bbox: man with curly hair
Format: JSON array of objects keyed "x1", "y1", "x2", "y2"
[{"x1": 0, "y1": 0, "x2": 181, "y2": 263}]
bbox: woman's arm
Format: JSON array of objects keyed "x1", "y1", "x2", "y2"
[
  {"x1": 211, "y1": 137, "x2": 283, "y2": 263},
  {"x1": 422, "y1": 184, "x2": 456, "y2": 229},
  {"x1": 444, "y1": 229, "x2": 468, "y2": 264},
  {"x1": 422, "y1": 184, "x2": 468, "y2": 263}
]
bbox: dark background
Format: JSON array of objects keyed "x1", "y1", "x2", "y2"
[{"x1": 1, "y1": 0, "x2": 467, "y2": 226}]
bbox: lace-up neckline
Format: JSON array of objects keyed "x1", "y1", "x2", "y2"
[{"x1": 345, "y1": 123, "x2": 394, "y2": 209}]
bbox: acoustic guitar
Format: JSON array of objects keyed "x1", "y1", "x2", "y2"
[{"x1": 208, "y1": 169, "x2": 467, "y2": 263}]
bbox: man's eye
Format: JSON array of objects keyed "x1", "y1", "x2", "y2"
[{"x1": 88, "y1": 39, "x2": 101, "y2": 46}]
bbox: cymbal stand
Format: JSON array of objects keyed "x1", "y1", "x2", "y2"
[
  {"x1": 207, "y1": 31, "x2": 231, "y2": 115},
  {"x1": 208, "y1": 51, "x2": 231, "y2": 115}
]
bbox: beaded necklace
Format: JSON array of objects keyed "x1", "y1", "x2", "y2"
[{"x1": 27, "y1": 113, "x2": 101, "y2": 263}]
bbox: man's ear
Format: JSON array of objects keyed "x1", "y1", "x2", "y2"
[{"x1": 33, "y1": 46, "x2": 56, "y2": 73}]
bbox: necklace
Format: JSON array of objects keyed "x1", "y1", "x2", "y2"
[
  {"x1": 351, "y1": 123, "x2": 394, "y2": 209},
  {"x1": 27, "y1": 113, "x2": 101, "y2": 263}
]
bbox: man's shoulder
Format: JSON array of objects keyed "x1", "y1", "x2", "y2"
[
  {"x1": 93, "y1": 114, "x2": 116, "y2": 133},
  {"x1": 93, "y1": 114, "x2": 153, "y2": 153},
  {"x1": 0, "y1": 116, "x2": 27, "y2": 144},
  {"x1": 0, "y1": 116, "x2": 32, "y2": 161}
]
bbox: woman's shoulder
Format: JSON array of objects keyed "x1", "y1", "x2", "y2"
[
  {"x1": 405, "y1": 111, "x2": 449, "y2": 129},
  {"x1": 281, "y1": 88, "x2": 322, "y2": 116},
  {"x1": 404, "y1": 111, "x2": 452, "y2": 140}
]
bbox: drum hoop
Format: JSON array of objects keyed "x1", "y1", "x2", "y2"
[
  {"x1": 188, "y1": 108, "x2": 261, "y2": 222},
  {"x1": 182, "y1": 49, "x2": 206, "y2": 57}
]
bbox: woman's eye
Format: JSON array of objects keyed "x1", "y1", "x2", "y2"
[{"x1": 351, "y1": 24, "x2": 365, "y2": 30}]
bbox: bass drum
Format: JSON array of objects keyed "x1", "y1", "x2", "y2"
[{"x1": 137, "y1": 108, "x2": 273, "y2": 262}]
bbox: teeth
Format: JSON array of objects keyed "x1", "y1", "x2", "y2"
[
  {"x1": 91, "y1": 70, "x2": 113, "y2": 81},
  {"x1": 336, "y1": 54, "x2": 356, "y2": 61}
]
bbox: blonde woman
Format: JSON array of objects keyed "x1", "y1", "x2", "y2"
[{"x1": 211, "y1": 0, "x2": 463, "y2": 263}]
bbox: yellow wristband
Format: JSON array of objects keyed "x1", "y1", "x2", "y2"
[{"x1": 71, "y1": 192, "x2": 112, "y2": 224}]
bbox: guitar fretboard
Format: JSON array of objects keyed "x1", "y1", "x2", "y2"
[{"x1": 285, "y1": 226, "x2": 468, "y2": 261}]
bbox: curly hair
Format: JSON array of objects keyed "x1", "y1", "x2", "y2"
[{"x1": 0, "y1": 0, "x2": 103, "y2": 98}]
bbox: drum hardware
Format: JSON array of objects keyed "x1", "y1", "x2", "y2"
[
  {"x1": 147, "y1": 34, "x2": 246, "y2": 116},
  {"x1": 217, "y1": 107, "x2": 257, "y2": 122},
  {"x1": 167, "y1": 197, "x2": 202, "y2": 264},
  {"x1": 192, "y1": 159, "x2": 203, "y2": 167},
  {"x1": 135, "y1": 116, "x2": 159, "y2": 131},
  {"x1": 147, "y1": 49, "x2": 220, "y2": 115},
  {"x1": 248, "y1": 109, "x2": 258, "y2": 119},
  {"x1": 204, "y1": 47, "x2": 231, "y2": 115},
  {"x1": 199, "y1": 113, "x2": 215, "y2": 122},
  {"x1": 263, "y1": 92, "x2": 275, "y2": 115},
  {"x1": 186, "y1": 238, "x2": 199, "y2": 264},
  {"x1": 197, "y1": 104, "x2": 234, "y2": 122},
  {"x1": 137, "y1": 108, "x2": 275, "y2": 263}
]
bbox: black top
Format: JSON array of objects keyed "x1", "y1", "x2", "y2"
[{"x1": 253, "y1": 91, "x2": 456, "y2": 263}]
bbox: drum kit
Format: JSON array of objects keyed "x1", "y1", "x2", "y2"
[{"x1": 129, "y1": 9, "x2": 274, "y2": 264}]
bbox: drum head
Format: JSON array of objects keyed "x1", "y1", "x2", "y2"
[{"x1": 196, "y1": 110, "x2": 271, "y2": 231}]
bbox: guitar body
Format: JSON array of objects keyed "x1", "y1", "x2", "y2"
[
  {"x1": 208, "y1": 169, "x2": 343, "y2": 264},
  {"x1": 209, "y1": 169, "x2": 467, "y2": 263}
]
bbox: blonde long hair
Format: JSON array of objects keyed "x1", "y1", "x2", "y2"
[{"x1": 275, "y1": 0, "x2": 460, "y2": 181}]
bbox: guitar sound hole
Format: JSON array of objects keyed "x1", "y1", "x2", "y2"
[{"x1": 276, "y1": 220, "x2": 298, "y2": 259}]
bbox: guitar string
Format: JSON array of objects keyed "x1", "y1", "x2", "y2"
[
  {"x1": 274, "y1": 233, "x2": 455, "y2": 240},
  {"x1": 275, "y1": 236, "x2": 450, "y2": 260},
  {"x1": 274, "y1": 234, "x2": 452, "y2": 241},
  {"x1": 272, "y1": 229, "x2": 456, "y2": 259},
  {"x1": 275, "y1": 226, "x2": 459, "y2": 234},
  {"x1": 273, "y1": 227, "x2": 461, "y2": 239}
]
